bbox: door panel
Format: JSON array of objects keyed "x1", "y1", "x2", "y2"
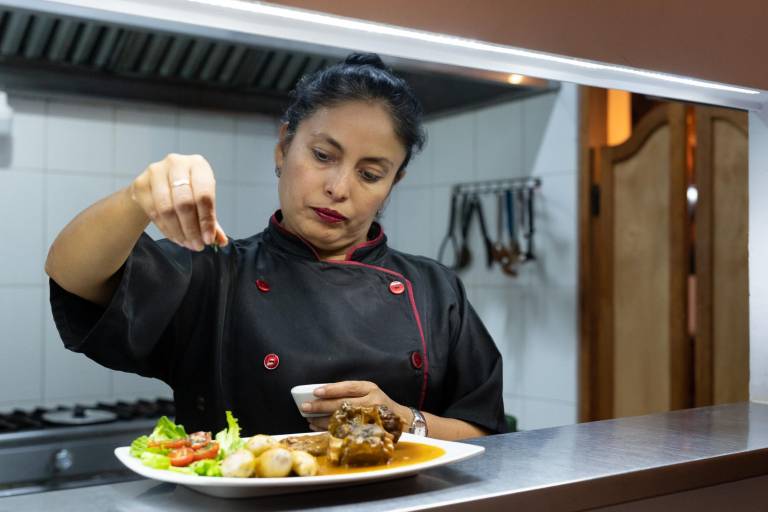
[{"x1": 612, "y1": 125, "x2": 672, "y2": 416}]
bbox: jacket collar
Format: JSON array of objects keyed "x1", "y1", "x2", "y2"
[{"x1": 264, "y1": 210, "x2": 389, "y2": 262}]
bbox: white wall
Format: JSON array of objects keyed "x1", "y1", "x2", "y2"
[
  {"x1": 748, "y1": 112, "x2": 768, "y2": 404},
  {"x1": 0, "y1": 93, "x2": 279, "y2": 412},
  {"x1": 386, "y1": 83, "x2": 579, "y2": 430}
]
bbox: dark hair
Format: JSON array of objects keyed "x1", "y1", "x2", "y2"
[{"x1": 281, "y1": 52, "x2": 426, "y2": 178}]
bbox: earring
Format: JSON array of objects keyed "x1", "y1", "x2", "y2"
[{"x1": 275, "y1": 166, "x2": 281, "y2": 177}]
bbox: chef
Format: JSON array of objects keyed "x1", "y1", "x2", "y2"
[{"x1": 45, "y1": 53, "x2": 507, "y2": 439}]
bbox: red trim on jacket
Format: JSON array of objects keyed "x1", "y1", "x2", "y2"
[
  {"x1": 343, "y1": 228, "x2": 385, "y2": 261},
  {"x1": 331, "y1": 260, "x2": 430, "y2": 411},
  {"x1": 269, "y1": 212, "x2": 429, "y2": 409}
]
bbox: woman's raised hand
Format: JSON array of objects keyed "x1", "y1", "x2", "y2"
[{"x1": 130, "y1": 153, "x2": 228, "y2": 251}]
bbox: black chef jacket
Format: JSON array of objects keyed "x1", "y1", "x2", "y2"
[{"x1": 50, "y1": 212, "x2": 507, "y2": 436}]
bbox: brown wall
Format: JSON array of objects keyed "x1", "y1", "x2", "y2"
[{"x1": 266, "y1": 0, "x2": 768, "y2": 91}]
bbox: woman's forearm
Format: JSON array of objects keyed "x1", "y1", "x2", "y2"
[
  {"x1": 45, "y1": 185, "x2": 150, "y2": 306},
  {"x1": 420, "y1": 412, "x2": 489, "y2": 440},
  {"x1": 392, "y1": 404, "x2": 488, "y2": 440}
]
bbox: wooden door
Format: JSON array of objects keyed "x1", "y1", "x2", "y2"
[
  {"x1": 579, "y1": 90, "x2": 750, "y2": 422},
  {"x1": 596, "y1": 103, "x2": 689, "y2": 419},
  {"x1": 694, "y1": 106, "x2": 750, "y2": 406}
]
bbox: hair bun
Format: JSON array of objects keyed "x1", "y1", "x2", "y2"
[{"x1": 344, "y1": 52, "x2": 387, "y2": 70}]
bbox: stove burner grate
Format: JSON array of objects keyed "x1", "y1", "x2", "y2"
[{"x1": 0, "y1": 398, "x2": 175, "y2": 433}]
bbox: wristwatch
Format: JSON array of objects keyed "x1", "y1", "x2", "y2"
[{"x1": 408, "y1": 407, "x2": 428, "y2": 437}]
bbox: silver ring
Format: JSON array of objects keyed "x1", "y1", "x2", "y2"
[{"x1": 171, "y1": 179, "x2": 190, "y2": 188}]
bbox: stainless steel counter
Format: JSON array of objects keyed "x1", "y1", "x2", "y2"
[{"x1": 2, "y1": 402, "x2": 767, "y2": 512}]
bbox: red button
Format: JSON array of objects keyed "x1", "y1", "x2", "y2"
[
  {"x1": 263, "y1": 353, "x2": 279, "y2": 370},
  {"x1": 410, "y1": 351, "x2": 423, "y2": 369},
  {"x1": 256, "y1": 279, "x2": 270, "y2": 292},
  {"x1": 389, "y1": 281, "x2": 405, "y2": 295}
]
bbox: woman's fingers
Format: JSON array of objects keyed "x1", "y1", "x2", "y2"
[
  {"x1": 132, "y1": 154, "x2": 225, "y2": 250},
  {"x1": 168, "y1": 161, "x2": 203, "y2": 250},
  {"x1": 147, "y1": 161, "x2": 186, "y2": 245},
  {"x1": 213, "y1": 220, "x2": 229, "y2": 247},
  {"x1": 315, "y1": 381, "x2": 374, "y2": 399},
  {"x1": 301, "y1": 397, "x2": 368, "y2": 416},
  {"x1": 189, "y1": 156, "x2": 218, "y2": 246}
]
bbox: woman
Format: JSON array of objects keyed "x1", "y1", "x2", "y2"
[{"x1": 45, "y1": 53, "x2": 506, "y2": 440}]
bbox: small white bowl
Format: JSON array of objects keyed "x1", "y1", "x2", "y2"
[{"x1": 291, "y1": 383, "x2": 330, "y2": 418}]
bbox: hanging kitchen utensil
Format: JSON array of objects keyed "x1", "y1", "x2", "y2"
[
  {"x1": 456, "y1": 193, "x2": 473, "y2": 269},
  {"x1": 516, "y1": 188, "x2": 527, "y2": 262},
  {"x1": 437, "y1": 191, "x2": 461, "y2": 268},
  {"x1": 506, "y1": 189, "x2": 522, "y2": 263},
  {"x1": 524, "y1": 187, "x2": 536, "y2": 261},
  {"x1": 473, "y1": 194, "x2": 495, "y2": 268},
  {"x1": 492, "y1": 191, "x2": 516, "y2": 276}
]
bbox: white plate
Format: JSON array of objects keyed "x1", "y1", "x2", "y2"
[{"x1": 114, "y1": 433, "x2": 484, "y2": 498}]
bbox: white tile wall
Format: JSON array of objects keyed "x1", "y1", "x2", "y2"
[
  {"x1": 392, "y1": 186, "x2": 433, "y2": 258},
  {"x1": 522, "y1": 286, "x2": 578, "y2": 403},
  {"x1": 47, "y1": 101, "x2": 114, "y2": 174},
  {"x1": 235, "y1": 116, "x2": 279, "y2": 186},
  {"x1": 0, "y1": 288, "x2": 43, "y2": 404},
  {"x1": 524, "y1": 84, "x2": 579, "y2": 175},
  {"x1": 217, "y1": 183, "x2": 239, "y2": 239},
  {"x1": 178, "y1": 111, "x2": 236, "y2": 182},
  {"x1": 531, "y1": 172, "x2": 578, "y2": 289},
  {"x1": 430, "y1": 111, "x2": 476, "y2": 185},
  {"x1": 518, "y1": 397, "x2": 577, "y2": 430},
  {"x1": 389, "y1": 84, "x2": 580, "y2": 430},
  {"x1": 234, "y1": 184, "x2": 279, "y2": 239},
  {"x1": 0, "y1": 92, "x2": 279, "y2": 410},
  {"x1": 4, "y1": 97, "x2": 45, "y2": 170},
  {"x1": 45, "y1": 174, "x2": 114, "y2": 248},
  {"x1": 114, "y1": 107, "x2": 178, "y2": 177},
  {"x1": 477, "y1": 101, "x2": 524, "y2": 179},
  {"x1": 0, "y1": 170, "x2": 44, "y2": 285}
]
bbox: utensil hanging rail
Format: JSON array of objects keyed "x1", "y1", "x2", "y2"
[{"x1": 451, "y1": 177, "x2": 541, "y2": 196}]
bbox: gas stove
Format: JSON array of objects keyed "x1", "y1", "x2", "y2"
[{"x1": 0, "y1": 398, "x2": 174, "y2": 497}]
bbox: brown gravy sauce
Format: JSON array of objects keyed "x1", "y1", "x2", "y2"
[{"x1": 315, "y1": 441, "x2": 445, "y2": 475}]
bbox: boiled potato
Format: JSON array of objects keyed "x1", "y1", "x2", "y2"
[
  {"x1": 245, "y1": 434, "x2": 275, "y2": 456},
  {"x1": 221, "y1": 449, "x2": 256, "y2": 478},
  {"x1": 257, "y1": 447, "x2": 293, "y2": 477},
  {"x1": 291, "y1": 450, "x2": 318, "y2": 476}
]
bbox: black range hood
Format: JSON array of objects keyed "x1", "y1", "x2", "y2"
[{"x1": 0, "y1": 1, "x2": 556, "y2": 117}]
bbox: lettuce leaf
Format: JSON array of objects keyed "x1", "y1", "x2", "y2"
[
  {"x1": 130, "y1": 435, "x2": 149, "y2": 458},
  {"x1": 140, "y1": 452, "x2": 170, "y2": 470},
  {"x1": 214, "y1": 410, "x2": 244, "y2": 460},
  {"x1": 190, "y1": 459, "x2": 222, "y2": 477},
  {"x1": 149, "y1": 416, "x2": 187, "y2": 441}
]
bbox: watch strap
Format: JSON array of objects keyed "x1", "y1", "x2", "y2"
[{"x1": 408, "y1": 407, "x2": 428, "y2": 437}]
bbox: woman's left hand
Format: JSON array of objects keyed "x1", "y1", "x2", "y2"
[{"x1": 302, "y1": 381, "x2": 411, "y2": 431}]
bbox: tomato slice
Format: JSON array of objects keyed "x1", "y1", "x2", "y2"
[
  {"x1": 148, "y1": 438, "x2": 190, "y2": 450},
  {"x1": 169, "y1": 447, "x2": 196, "y2": 467},
  {"x1": 193, "y1": 442, "x2": 220, "y2": 461},
  {"x1": 189, "y1": 431, "x2": 212, "y2": 449}
]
